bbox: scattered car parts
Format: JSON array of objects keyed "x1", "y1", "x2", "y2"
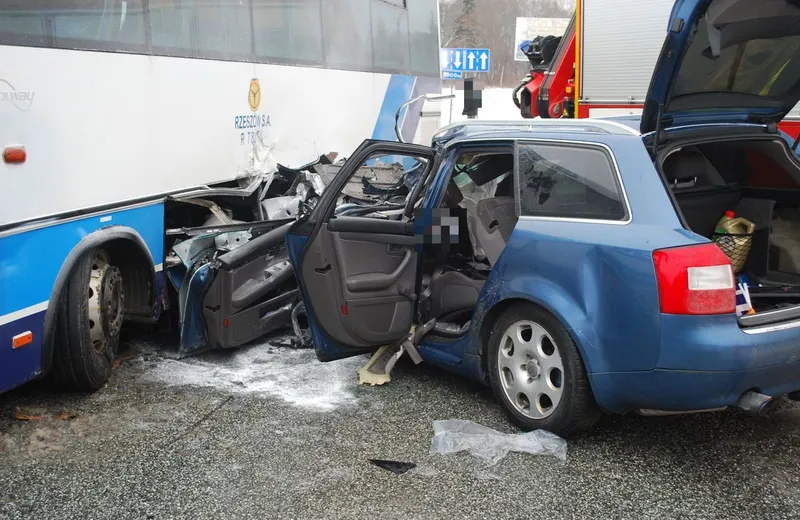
[{"x1": 163, "y1": 151, "x2": 428, "y2": 357}]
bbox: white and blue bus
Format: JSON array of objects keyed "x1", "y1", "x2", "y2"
[{"x1": 0, "y1": 0, "x2": 443, "y2": 394}]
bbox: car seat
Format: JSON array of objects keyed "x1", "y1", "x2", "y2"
[
  {"x1": 418, "y1": 178, "x2": 485, "y2": 324},
  {"x1": 662, "y1": 147, "x2": 742, "y2": 237},
  {"x1": 422, "y1": 160, "x2": 517, "y2": 325},
  {"x1": 427, "y1": 270, "x2": 485, "y2": 320},
  {"x1": 473, "y1": 196, "x2": 518, "y2": 266}
]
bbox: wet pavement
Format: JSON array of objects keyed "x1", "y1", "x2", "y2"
[{"x1": 1, "y1": 330, "x2": 800, "y2": 520}]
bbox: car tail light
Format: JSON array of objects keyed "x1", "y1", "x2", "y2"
[{"x1": 653, "y1": 244, "x2": 736, "y2": 315}]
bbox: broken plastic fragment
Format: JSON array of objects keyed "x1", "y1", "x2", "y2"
[
  {"x1": 429, "y1": 420, "x2": 567, "y2": 465},
  {"x1": 14, "y1": 408, "x2": 44, "y2": 421},
  {"x1": 357, "y1": 344, "x2": 403, "y2": 386},
  {"x1": 369, "y1": 459, "x2": 416, "y2": 475},
  {"x1": 262, "y1": 195, "x2": 302, "y2": 220},
  {"x1": 306, "y1": 172, "x2": 327, "y2": 195},
  {"x1": 291, "y1": 302, "x2": 312, "y2": 348}
]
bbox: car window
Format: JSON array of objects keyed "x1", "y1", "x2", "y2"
[
  {"x1": 329, "y1": 152, "x2": 429, "y2": 219},
  {"x1": 517, "y1": 142, "x2": 627, "y2": 221}
]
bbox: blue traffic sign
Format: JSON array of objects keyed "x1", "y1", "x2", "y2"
[
  {"x1": 442, "y1": 70, "x2": 463, "y2": 80},
  {"x1": 441, "y1": 48, "x2": 491, "y2": 73}
]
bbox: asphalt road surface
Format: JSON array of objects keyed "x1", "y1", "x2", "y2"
[{"x1": 1, "y1": 329, "x2": 800, "y2": 520}]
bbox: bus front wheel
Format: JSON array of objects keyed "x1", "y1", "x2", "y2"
[{"x1": 53, "y1": 248, "x2": 125, "y2": 391}]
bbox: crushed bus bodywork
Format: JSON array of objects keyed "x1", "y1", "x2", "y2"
[{"x1": 163, "y1": 154, "x2": 427, "y2": 356}]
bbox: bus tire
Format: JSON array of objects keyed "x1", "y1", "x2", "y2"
[{"x1": 52, "y1": 249, "x2": 125, "y2": 391}]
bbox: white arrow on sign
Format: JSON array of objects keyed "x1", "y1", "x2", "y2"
[
  {"x1": 467, "y1": 51, "x2": 475, "y2": 70},
  {"x1": 453, "y1": 50, "x2": 462, "y2": 68},
  {"x1": 479, "y1": 52, "x2": 488, "y2": 70}
]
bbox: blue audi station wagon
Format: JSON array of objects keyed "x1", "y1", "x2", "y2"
[{"x1": 286, "y1": 0, "x2": 800, "y2": 435}]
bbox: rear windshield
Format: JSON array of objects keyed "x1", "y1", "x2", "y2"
[{"x1": 673, "y1": 3, "x2": 800, "y2": 99}]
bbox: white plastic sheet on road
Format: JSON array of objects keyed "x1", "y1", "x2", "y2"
[{"x1": 429, "y1": 420, "x2": 567, "y2": 465}]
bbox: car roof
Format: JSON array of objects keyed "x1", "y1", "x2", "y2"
[{"x1": 431, "y1": 118, "x2": 642, "y2": 147}]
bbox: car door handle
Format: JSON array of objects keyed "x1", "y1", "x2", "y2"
[{"x1": 345, "y1": 248, "x2": 413, "y2": 293}]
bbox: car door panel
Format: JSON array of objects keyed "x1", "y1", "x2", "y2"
[
  {"x1": 202, "y1": 222, "x2": 299, "y2": 351},
  {"x1": 286, "y1": 139, "x2": 439, "y2": 359},
  {"x1": 300, "y1": 222, "x2": 416, "y2": 347}
]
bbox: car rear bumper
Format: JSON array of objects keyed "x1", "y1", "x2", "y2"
[
  {"x1": 591, "y1": 363, "x2": 800, "y2": 414},
  {"x1": 590, "y1": 314, "x2": 800, "y2": 414}
]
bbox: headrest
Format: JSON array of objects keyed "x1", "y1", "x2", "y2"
[
  {"x1": 476, "y1": 197, "x2": 517, "y2": 242},
  {"x1": 495, "y1": 174, "x2": 515, "y2": 197},
  {"x1": 441, "y1": 178, "x2": 464, "y2": 207},
  {"x1": 467, "y1": 154, "x2": 515, "y2": 186},
  {"x1": 663, "y1": 148, "x2": 725, "y2": 186}
]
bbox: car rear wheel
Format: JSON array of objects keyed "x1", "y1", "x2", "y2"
[
  {"x1": 487, "y1": 304, "x2": 600, "y2": 437},
  {"x1": 52, "y1": 249, "x2": 124, "y2": 391}
]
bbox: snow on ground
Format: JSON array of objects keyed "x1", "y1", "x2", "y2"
[
  {"x1": 436, "y1": 88, "x2": 523, "y2": 128},
  {"x1": 143, "y1": 88, "x2": 519, "y2": 411},
  {"x1": 142, "y1": 337, "x2": 367, "y2": 412}
]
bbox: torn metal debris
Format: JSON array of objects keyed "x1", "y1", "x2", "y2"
[{"x1": 162, "y1": 150, "x2": 423, "y2": 357}]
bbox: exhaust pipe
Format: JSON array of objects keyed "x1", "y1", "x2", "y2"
[{"x1": 736, "y1": 391, "x2": 775, "y2": 416}]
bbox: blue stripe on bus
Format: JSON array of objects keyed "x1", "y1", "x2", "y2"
[
  {"x1": 0, "y1": 202, "x2": 165, "y2": 391},
  {"x1": 371, "y1": 74, "x2": 417, "y2": 142},
  {"x1": 0, "y1": 202, "x2": 165, "y2": 318},
  {"x1": 0, "y1": 310, "x2": 46, "y2": 392}
]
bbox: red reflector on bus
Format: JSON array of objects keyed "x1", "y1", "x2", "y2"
[
  {"x1": 12, "y1": 331, "x2": 33, "y2": 349},
  {"x1": 341, "y1": 305, "x2": 348, "y2": 316},
  {"x1": 223, "y1": 318, "x2": 229, "y2": 328},
  {"x1": 3, "y1": 147, "x2": 26, "y2": 164}
]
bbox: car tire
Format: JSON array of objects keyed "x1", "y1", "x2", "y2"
[
  {"x1": 52, "y1": 249, "x2": 124, "y2": 391},
  {"x1": 487, "y1": 303, "x2": 601, "y2": 437}
]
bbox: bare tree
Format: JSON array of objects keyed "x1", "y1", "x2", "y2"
[{"x1": 451, "y1": 0, "x2": 478, "y2": 47}]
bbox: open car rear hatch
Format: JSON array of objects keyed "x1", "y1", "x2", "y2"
[{"x1": 641, "y1": 0, "x2": 800, "y2": 134}]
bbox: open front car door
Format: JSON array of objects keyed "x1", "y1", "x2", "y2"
[{"x1": 286, "y1": 140, "x2": 439, "y2": 361}]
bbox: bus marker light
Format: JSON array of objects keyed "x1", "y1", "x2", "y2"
[
  {"x1": 3, "y1": 146, "x2": 26, "y2": 164},
  {"x1": 12, "y1": 331, "x2": 33, "y2": 349}
]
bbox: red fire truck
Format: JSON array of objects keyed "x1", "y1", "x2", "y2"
[{"x1": 513, "y1": 0, "x2": 800, "y2": 139}]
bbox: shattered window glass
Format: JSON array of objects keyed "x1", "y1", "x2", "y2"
[{"x1": 517, "y1": 143, "x2": 627, "y2": 221}]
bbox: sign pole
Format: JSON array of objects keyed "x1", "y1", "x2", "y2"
[
  {"x1": 441, "y1": 47, "x2": 491, "y2": 122},
  {"x1": 449, "y1": 82, "x2": 454, "y2": 125}
]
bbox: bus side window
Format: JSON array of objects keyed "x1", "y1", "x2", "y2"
[
  {"x1": 149, "y1": 0, "x2": 194, "y2": 54},
  {"x1": 195, "y1": 0, "x2": 252, "y2": 57},
  {"x1": 52, "y1": 0, "x2": 146, "y2": 49},
  {"x1": 0, "y1": 4, "x2": 47, "y2": 47},
  {"x1": 0, "y1": 0, "x2": 147, "y2": 51}
]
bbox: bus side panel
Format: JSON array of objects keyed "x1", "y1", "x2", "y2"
[
  {"x1": 0, "y1": 202, "x2": 165, "y2": 393},
  {"x1": 0, "y1": 45, "x2": 416, "y2": 227},
  {"x1": 0, "y1": 309, "x2": 45, "y2": 393}
]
